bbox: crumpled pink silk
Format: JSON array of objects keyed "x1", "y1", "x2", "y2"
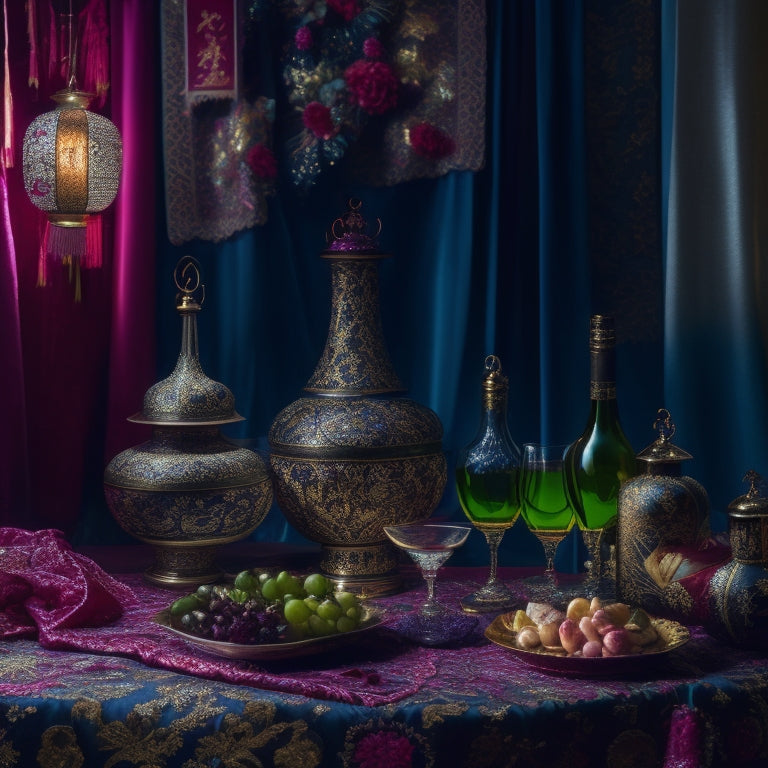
[{"x1": 0, "y1": 528, "x2": 137, "y2": 640}]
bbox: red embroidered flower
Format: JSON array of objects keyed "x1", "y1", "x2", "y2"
[
  {"x1": 295, "y1": 26, "x2": 313, "y2": 51},
  {"x1": 344, "y1": 59, "x2": 399, "y2": 115},
  {"x1": 327, "y1": 0, "x2": 360, "y2": 21},
  {"x1": 246, "y1": 143, "x2": 278, "y2": 180},
  {"x1": 353, "y1": 731, "x2": 414, "y2": 768},
  {"x1": 408, "y1": 122, "x2": 456, "y2": 159},
  {"x1": 302, "y1": 101, "x2": 337, "y2": 140},
  {"x1": 363, "y1": 37, "x2": 384, "y2": 59}
]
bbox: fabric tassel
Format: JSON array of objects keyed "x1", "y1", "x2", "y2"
[
  {"x1": 83, "y1": 214, "x2": 102, "y2": 269},
  {"x1": 79, "y1": 0, "x2": 110, "y2": 107},
  {"x1": 663, "y1": 705, "x2": 703, "y2": 768},
  {"x1": 27, "y1": 0, "x2": 40, "y2": 90},
  {"x1": 47, "y1": 0, "x2": 58, "y2": 83},
  {"x1": 2, "y1": 0, "x2": 14, "y2": 168}
]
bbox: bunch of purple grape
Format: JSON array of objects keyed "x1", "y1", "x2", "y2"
[{"x1": 178, "y1": 594, "x2": 282, "y2": 644}]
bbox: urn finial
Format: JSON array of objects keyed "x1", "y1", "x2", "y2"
[{"x1": 326, "y1": 198, "x2": 383, "y2": 253}]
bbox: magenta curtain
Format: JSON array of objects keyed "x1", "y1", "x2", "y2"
[{"x1": 0, "y1": 1, "x2": 156, "y2": 536}]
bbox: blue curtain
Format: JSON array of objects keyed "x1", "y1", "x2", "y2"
[
  {"x1": 148, "y1": 0, "x2": 672, "y2": 570},
  {"x1": 663, "y1": 0, "x2": 768, "y2": 532}
]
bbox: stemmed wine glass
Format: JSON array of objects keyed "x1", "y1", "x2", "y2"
[
  {"x1": 384, "y1": 522, "x2": 474, "y2": 645},
  {"x1": 519, "y1": 443, "x2": 576, "y2": 601}
]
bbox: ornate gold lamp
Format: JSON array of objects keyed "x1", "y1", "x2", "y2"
[{"x1": 21, "y1": 8, "x2": 122, "y2": 298}]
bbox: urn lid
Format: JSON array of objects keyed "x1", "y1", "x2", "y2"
[
  {"x1": 728, "y1": 470, "x2": 768, "y2": 519},
  {"x1": 129, "y1": 257, "x2": 244, "y2": 426},
  {"x1": 323, "y1": 198, "x2": 384, "y2": 255},
  {"x1": 636, "y1": 409, "x2": 693, "y2": 473}
]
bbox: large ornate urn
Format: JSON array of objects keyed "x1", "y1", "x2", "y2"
[
  {"x1": 104, "y1": 258, "x2": 273, "y2": 588},
  {"x1": 268, "y1": 200, "x2": 447, "y2": 595}
]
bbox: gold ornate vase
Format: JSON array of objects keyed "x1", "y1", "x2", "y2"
[
  {"x1": 268, "y1": 200, "x2": 447, "y2": 595},
  {"x1": 104, "y1": 258, "x2": 273, "y2": 588}
]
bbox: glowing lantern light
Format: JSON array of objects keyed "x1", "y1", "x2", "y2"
[{"x1": 22, "y1": 87, "x2": 122, "y2": 296}]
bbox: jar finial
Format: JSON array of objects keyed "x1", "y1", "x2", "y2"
[
  {"x1": 174, "y1": 256, "x2": 205, "y2": 312},
  {"x1": 744, "y1": 469, "x2": 763, "y2": 499},
  {"x1": 636, "y1": 408, "x2": 693, "y2": 474},
  {"x1": 653, "y1": 408, "x2": 675, "y2": 445}
]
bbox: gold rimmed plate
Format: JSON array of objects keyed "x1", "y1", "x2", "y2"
[
  {"x1": 154, "y1": 606, "x2": 386, "y2": 661},
  {"x1": 485, "y1": 610, "x2": 690, "y2": 676}
]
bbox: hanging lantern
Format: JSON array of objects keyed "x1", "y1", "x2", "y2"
[{"x1": 21, "y1": 86, "x2": 122, "y2": 295}]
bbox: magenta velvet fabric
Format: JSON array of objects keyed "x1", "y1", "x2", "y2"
[
  {"x1": 0, "y1": 1, "x2": 156, "y2": 532},
  {"x1": 0, "y1": 527, "x2": 136, "y2": 640}
]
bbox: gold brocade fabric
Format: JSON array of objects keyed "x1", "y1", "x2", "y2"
[{"x1": 161, "y1": 0, "x2": 274, "y2": 245}]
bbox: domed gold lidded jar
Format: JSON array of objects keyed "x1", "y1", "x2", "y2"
[
  {"x1": 104, "y1": 257, "x2": 273, "y2": 588},
  {"x1": 268, "y1": 200, "x2": 447, "y2": 595}
]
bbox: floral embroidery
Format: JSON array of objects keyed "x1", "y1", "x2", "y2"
[
  {"x1": 408, "y1": 122, "x2": 455, "y2": 160},
  {"x1": 280, "y1": 0, "x2": 400, "y2": 188}
]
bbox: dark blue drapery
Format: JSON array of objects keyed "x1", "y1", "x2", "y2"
[{"x1": 151, "y1": 0, "x2": 675, "y2": 571}]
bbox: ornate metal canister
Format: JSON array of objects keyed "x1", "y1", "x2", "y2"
[
  {"x1": 616, "y1": 409, "x2": 714, "y2": 619},
  {"x1": 706, "y1": 471, "x2": 768, "y2": 648},
  {"x1": 268, "y1": 199, "x2": 447, "y2": 595},
  {"x1": 104, "y1": 258, "x2": 273, "y2": 588}
]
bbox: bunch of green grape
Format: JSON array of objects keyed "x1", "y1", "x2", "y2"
[{"x1": 169, "y1": 569, "x2": 364, "y2": 643}]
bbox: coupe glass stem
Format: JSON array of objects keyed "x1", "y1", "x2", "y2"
[{"x1": 420, "y1": 568, "x2": 442, "y2": 616}]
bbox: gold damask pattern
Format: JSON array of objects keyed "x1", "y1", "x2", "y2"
[
  {"x1": 270, "y1": 454, "x2": 446, "y2": 553},
  {"x1": 306, "y1": 260, "x2": 403, "y2": 394}
]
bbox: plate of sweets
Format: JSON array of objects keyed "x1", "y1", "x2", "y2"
[
  {"x1": 154, "y1": 569, "x2": 385, "y2": 661},
  {"x1": 485, "y1": 596, "x2": 690, "y2": 676}
]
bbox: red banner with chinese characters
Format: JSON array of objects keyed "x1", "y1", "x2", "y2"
[{"x1": 184, "y1": 0, "x2": 237, "y2": 104}]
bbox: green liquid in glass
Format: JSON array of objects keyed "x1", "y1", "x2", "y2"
[
  {"x1": 455, "y1": 467, "x2": 520, "y2": 528},
  {"x1": 520, "y1": 468, "x2": 575, "y2": 532}
]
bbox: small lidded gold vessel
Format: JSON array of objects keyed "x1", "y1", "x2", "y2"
[{"x1": 104, "y1": 257, "x2": 273, "y2": 588}]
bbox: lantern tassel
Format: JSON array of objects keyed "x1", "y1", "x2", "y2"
[{"x1": 45, "y1": 223, "x2": 88, "y2": 261}]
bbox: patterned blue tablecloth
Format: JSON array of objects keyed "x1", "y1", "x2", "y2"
[{"x1": 2, "y1": 557, "x2": 768, "y2": 768}]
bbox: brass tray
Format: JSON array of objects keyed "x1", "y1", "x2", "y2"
[
  {"x1": 154, "y1": 606, "x2": 386, "y2": 661},
  {"x1": 485, "y1": 610, "x2": 690, "y2": 677}
]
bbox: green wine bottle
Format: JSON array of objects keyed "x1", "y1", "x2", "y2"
[{"x1": 564, "y1": 315, "x2": 637, "y2": 575}]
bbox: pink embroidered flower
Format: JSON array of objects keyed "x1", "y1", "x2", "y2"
[
  {"x1": 295, "y1": 26, "x2": 313, "y2": 51},
  {"x1": 246, "y1": 143, "x2": 278, "y2": 180},
  {"x1": 302, "y1": 101, "x2": 337, "y2": 140},
  {"x1": 344, "y1": 59, "x2": 399, "y2": 115},
  {"x1": 409, "y1": 122, "x2": 456, "y2": 159},
  {"x1": 327, "y1": 0, "x2": 360, "y2": 21},
  {"x1": 353, "y1": 731, "x2": 414, "y2": 768},
  {"x1": 363, "y1": 37, "x2": 384, "y2": 59}
]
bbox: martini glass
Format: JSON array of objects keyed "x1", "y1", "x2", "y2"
[{"x1": 384, "y1": 522, "x2": 474, "y2": 645}]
